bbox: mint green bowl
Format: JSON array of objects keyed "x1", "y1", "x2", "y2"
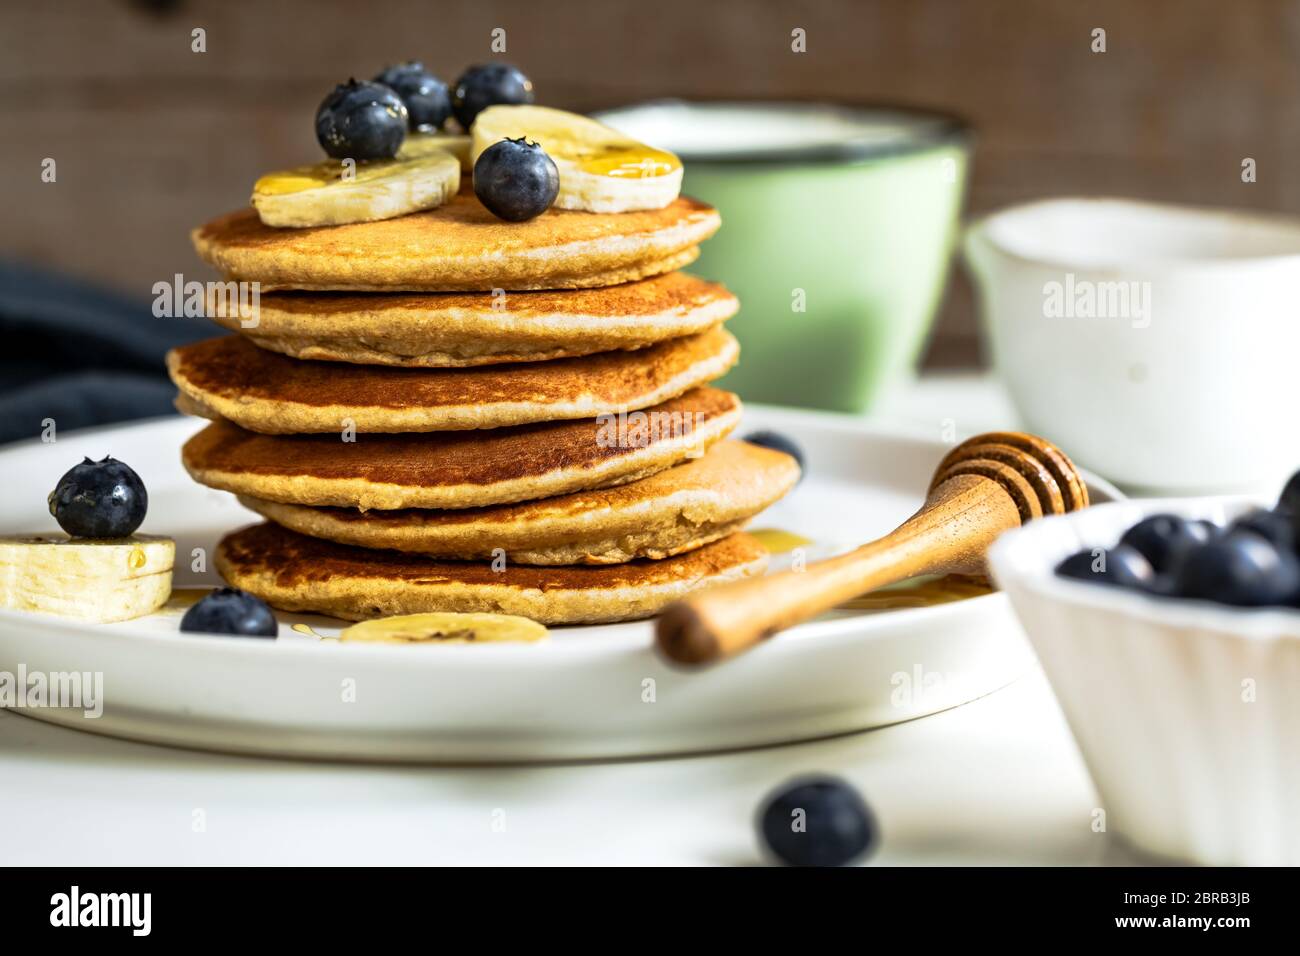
[{"x1": 596, "y1": 102, "x2": 971, "y2": 413}]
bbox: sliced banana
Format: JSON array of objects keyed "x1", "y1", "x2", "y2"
[
  {"x1": 471, "y1": 105, "x2": 683, "y2": 213},
  {"x1": 0, "y1": 535, "x2": 174, "y2": 623},
  {"x1": 339, "y1": 612, "x2": 547, "y2": 645},
  {"x1": 399, "y1": 131, "x2": 473, "y2": 171},
  {"x1": 251, "y1": 150, "x2": 460, "y2": 228}
]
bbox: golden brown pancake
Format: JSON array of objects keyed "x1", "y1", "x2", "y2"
[
  {"x1": 191, "y1": 192, "x2": 719, "y2": 291},
  {"x1": 182, "y1": 387, "x2": 741, "y2": 510},
  {"x1": 206, "y1": 272, "x2": 739, "y2": 367},
  {"x1": 216, "y1": 522, "x2": 769, "y2": 625},
  {"x1": 237, "y1": 439, "x2": 800, "y2": 564},
  {"x1": 167, "y1": 327, "x2": 739, "y2": 434}
]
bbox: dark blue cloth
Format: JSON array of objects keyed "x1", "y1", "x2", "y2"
[{"x1": 0, "y1": 261, "x2": 212, "y2": 444}]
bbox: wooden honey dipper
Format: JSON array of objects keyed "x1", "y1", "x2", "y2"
[{"x1": 655, "y1": 431, "x2": 1089, "y2": 665}]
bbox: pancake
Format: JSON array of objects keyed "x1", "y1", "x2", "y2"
[
  {"x1": 191, "y1": 192, "x2": 720, "y2": 292},
  {"x1": 237, "y1": 439, "x2": 800, "y2": 564},
  {"x1": 182, "y1": 387, "x2": 742, "y2": 510},
  {"x1": 167, "y1": 327, "x2": 739, "y2": 434},
  {"x1": 207, "y1": 272, "x2": 739, "y2": 367},
  {"x1": 215, "y1": 522, "x2": 769, "y2": 625}
]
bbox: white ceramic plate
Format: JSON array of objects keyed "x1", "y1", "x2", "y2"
[{"x1": 0, "y1": 409, "x2": 1119, "y2": 762}]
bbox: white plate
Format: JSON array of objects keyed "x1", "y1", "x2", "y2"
[{"x1": 0, "y1": 410, "x2": 1119, "y2": 762}]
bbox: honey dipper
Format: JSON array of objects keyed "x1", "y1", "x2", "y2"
[{"x1": 655, "y1": 431, "x2": 1089, "y2": 665}]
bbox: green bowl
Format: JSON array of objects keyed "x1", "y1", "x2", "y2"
[{"x1": 595, "y1": 102, "x2": 971, "y2": 413}]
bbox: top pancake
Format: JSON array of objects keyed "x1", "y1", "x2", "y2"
[{"x1": 191, "y1": 192, "x2": 720, "y2": 292}]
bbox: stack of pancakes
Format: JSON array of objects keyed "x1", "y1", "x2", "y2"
[{"x1": 174, "y1": 188, "x2": 798, "y2": 625}]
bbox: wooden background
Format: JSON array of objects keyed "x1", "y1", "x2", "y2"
[{"x1": 3, "y1": 0, "x2": 1297, "y2": 366}]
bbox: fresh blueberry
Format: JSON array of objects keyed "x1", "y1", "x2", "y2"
[
  {"x1": 1171, "y1": 533, "x2": 1300, "y2": 607},
  {"x1": 451, "y1": 63, "x2": 534, "y2": 130},
  {"x1": 1275, "y1": 471, "x2": 1300, "y2": 549},
  {"x1": 47, "y1": 456, "x2": 148, "y2": 538},
  {"x1": 473, "y1": 137, "x2": 559, "y2": 221},
  {"x1": 741, "y1": 430, "x2": 805, "y2": 479},
  {"x1": 1145, "y1": 573, "x2": 1180, "y2": 598},
  {"x1": 1054, "y1": 545, "x2": 1154, "y2": 589},
  {"x1": 180, "y1": 587, "x2": 277, "y2": 638},
  {"x1": 1119, "y1": 513, "x2": 1215, "y2": 574},
  {"x1": 1191, "y1": 519, "x2": 1222, "y2": 540},
  {"x1": 758, "y1": 776, "x2": 877, "y2": 867},
  {"x1": 374, "y1": 62, "x2": 450, "y2": 131},
  {"x1": 1277, "y1": 470, "x2": 1300, "y2": 515},
  {"x1": 1228, "y1": 509, "x2": 1295, "y2": 553},
  {"x1": 315, "y1": 79, "x2": 408, "y2": 160}
]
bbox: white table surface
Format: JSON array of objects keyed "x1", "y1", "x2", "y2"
[{"x1": 0, "y1": 374, "x2": 1149, "y2": 866}]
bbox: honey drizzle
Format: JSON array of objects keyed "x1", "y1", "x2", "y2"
[
  {"x1": 579, "y1": 146, "x2": 680, "y2": 178},
  {"x1": 837, "y1": 575, "x2": 993, "y2": 611},
  {"x1": 291, "y1": 623, "x2": 335, "y2": 640},
  {"x1": 747, "y1": 528, "x2": 814, "y2": 554},
  {"x1": 165, "y1": 587, "x2": 211, "y2": 609}
]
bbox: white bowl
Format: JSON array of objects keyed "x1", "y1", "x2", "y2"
[
  {"x1": 988, "y1": 498, "x2": 1300, "y2": 866},
  {"x1": 964, "y1": 198, "x2": 1300, "y2": 494}
]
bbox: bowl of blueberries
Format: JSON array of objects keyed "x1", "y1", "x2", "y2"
[{"x1": 986, "y1": 470, "x2": 1300, "y2": 867}]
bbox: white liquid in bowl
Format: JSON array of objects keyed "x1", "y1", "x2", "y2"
[
  {"x1": 979, "y1": 198, "x2": 1300, "y2": 269},
  {"x1": 594, "y1": 102, "x2": 959, "y2": 162}
]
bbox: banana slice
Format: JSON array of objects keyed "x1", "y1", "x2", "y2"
[
  {"x1": 470, "y1": 105, "x2": 682, "y2": 213},
  {"x1": 339, "y1": 612, "x2": 547, "y2": 645},
  {"x1": 251, "y1": 151, "x2": 460, "y2": 228},
  {"x1": 399, "y1": 131, "x2": 473, "y2": 171},
  {"x1": 0, "y1": 535, "x2": 174, "y2": 623}
]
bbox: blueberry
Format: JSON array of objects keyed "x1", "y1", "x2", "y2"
[
  {"x1": 758, "y1": 776, "x2": 877, "y2": 867},
  {"x1": 374, "y1": 62, "x2": 450, "y2": 131},
  {"x1": 315, "y1": 79, "x2": 408, "y2": 160},
  {"x1": 1171, "y1": 533, "x2": 1300, "y2": 607},
  {"x1": 47, "y1": 456, "x2": 148, "y2": 538},
  {"x1": 1054, "y1": 545, "x2": 1154, "y2": 589},
  {"x1": 451, "y1": 63, "x2": 534, "y2": 130},
  {"x1": 180, "y1": 587, "x2": 278, "y2": 638},
  {"x1": 1119, "y1": 514, "x2": 1214, "y2": 574},
  {"x1": 1145, "y1": 573, "x2": 1180, "y2": 598},
  {"x1": 473, "y1": 137, "x2": 558, "y2": 222},
  {"x1": 1191, "y1": 519, "x2": 1222, "y2": 540},
  {"x1": 1277, "y1": 470, "x2": 1300, "y2": 515},
  {"x1": 1228, "y1": 509, "x2": 1294, "y2": 553},
  {"x1": 741, "y1": 430, "x2": 805, "y2": 479},
  {"x1": 1275, "y1": 472, "x2": 1300, "y2": 550}
]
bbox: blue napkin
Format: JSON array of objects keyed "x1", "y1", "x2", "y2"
[{"x1": 0, "y1": 261, "x2": 212, "y2": 445}]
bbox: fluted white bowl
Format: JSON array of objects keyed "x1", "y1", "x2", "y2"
[{"x1": 988, "y1": 497, "x2": 1300, "y2": 866}]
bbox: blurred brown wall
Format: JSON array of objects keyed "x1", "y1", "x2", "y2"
[{"x1": 3, "y1": 0, "x2": 1298, "y2": 366}]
